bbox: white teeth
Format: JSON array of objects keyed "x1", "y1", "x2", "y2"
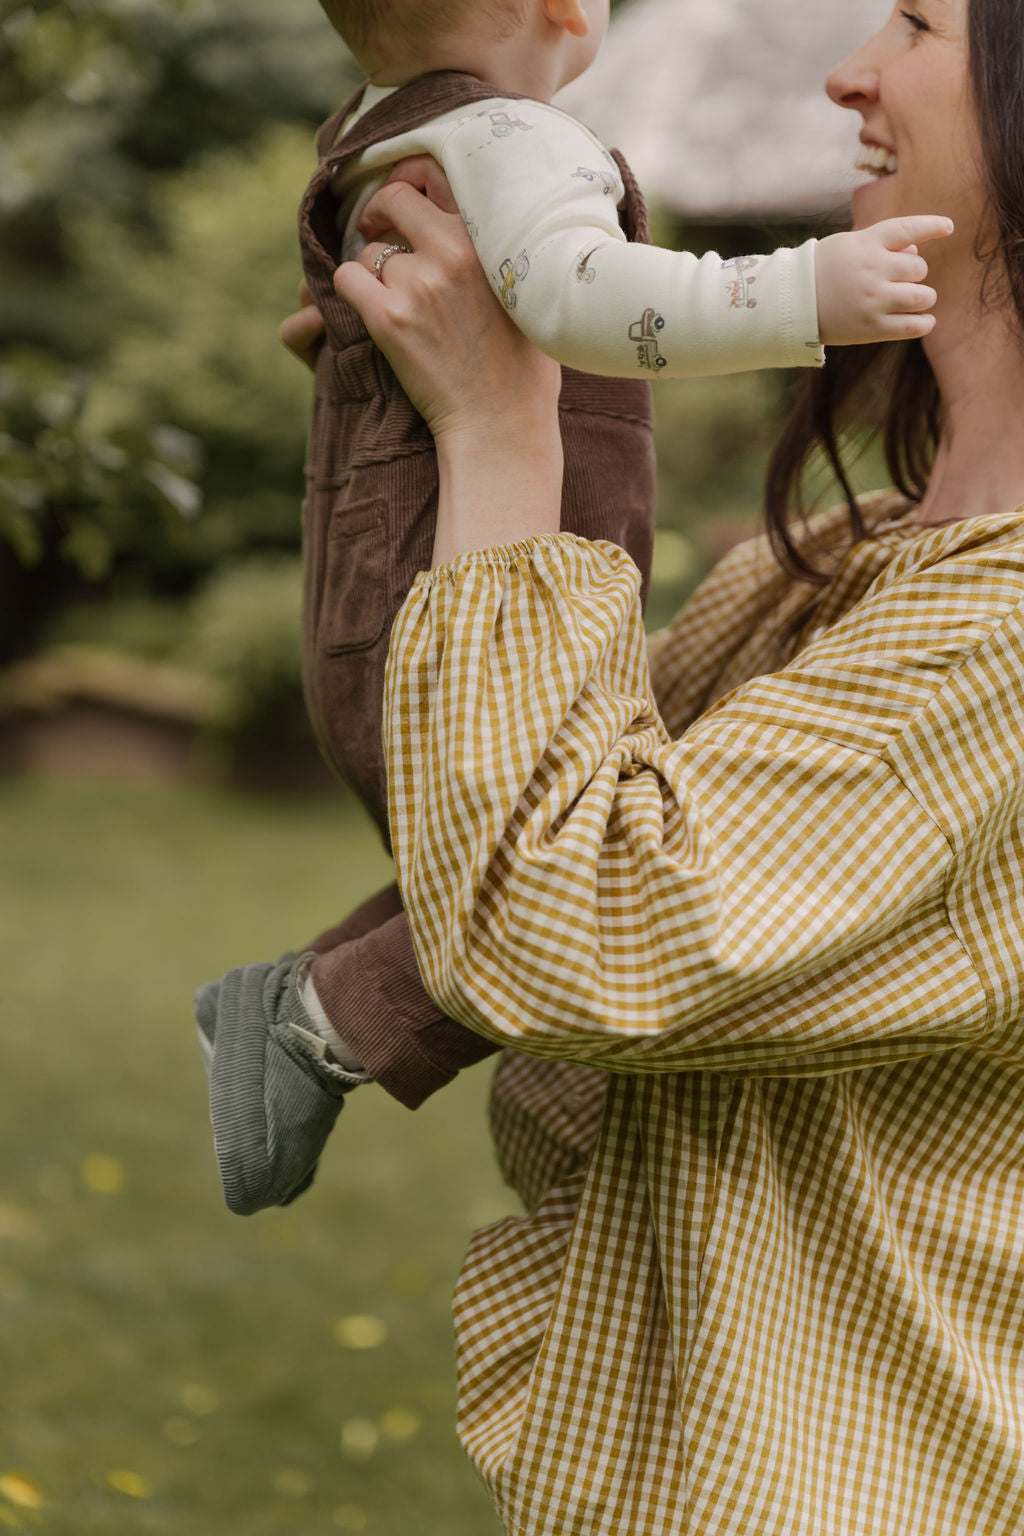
[{"x1": 855, "y1": 144, "x2": 898, "y2": 176}]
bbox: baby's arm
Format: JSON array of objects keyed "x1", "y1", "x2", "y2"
[{"x1": 433, "y1": 100, "x2": 946, "y2": 378}]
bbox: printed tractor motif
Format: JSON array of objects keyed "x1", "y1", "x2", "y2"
[
  {"x1": 489, "y1": 110, "x2": 535, "y2": 138},
  {"x1": 722, "y1": 255, "x2": 759, "y2": 309},
  {"x1": 499, "y1": 250, "x2": 531, "y2": 310},
  {"x1": 572, "y1": 166, "x2": 618, "y2": 196},
  {"x1": 629, "y1": 307, "x2": 668, "y2": 370}
]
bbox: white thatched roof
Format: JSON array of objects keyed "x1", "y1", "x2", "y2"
[{"x1": 556, "y1": 0, "x2": 892, "y2": 221}]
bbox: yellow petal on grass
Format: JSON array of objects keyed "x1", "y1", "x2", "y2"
[
  {"x1": 179, "y1": 1383, "x2": 218, "y2": 1415},
  {"x1": 379, "y1": 1407, "x2": 422, "y2": 1443},
  {"x1": 81, "y1": 1154, "x2": 125, "y2": 1195},
  {"x1": 339, "y1": 1418, "x2": 379, "y2": 1460},
  {"x1": 332, "y1": 1314, "x2": 388, "y2": 1350},
  {"x1": 272, "y1": 1469, "x2": 312, "y2": 1498},
  {"x1": 105, "y1": 1470, "x2": 151, "y2": 1499},
  {"x1": 0, "y1": 1474, "x2": 44, "y2": 1510}
]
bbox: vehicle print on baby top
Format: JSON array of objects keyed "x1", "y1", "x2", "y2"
[
  {"x1": 629, "y1": 307, "x2": 667, "y2": 370},
  {"x1": 722, "y1": 255, "x2": 759, "y2": 309},
  {"x1": 489, "y1": 109, "x2": 535, "y2": 138},
  {"x1": 499, "y1": 250, "x2": 531, "y2": 310},
  {"x1": 574, "y1": 247, "x2": 598, "y2": 285},
  {"x1": 572, "y1": 166, "x2": 618, "y2": 196}
]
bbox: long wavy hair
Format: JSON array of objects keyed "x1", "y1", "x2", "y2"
[{"x1": 763, "y1": 0, "x2": 1024, "y2": 580}]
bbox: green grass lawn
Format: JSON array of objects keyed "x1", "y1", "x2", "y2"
[{"x1": 0, "y1": 779, "x2": 516, "y2": 1535}]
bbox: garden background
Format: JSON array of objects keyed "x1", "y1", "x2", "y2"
[{"x1": 0, "y1": 0, "x2": 885, "y2": 1529}]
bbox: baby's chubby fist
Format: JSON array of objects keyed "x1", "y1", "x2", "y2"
[{"x1": 815, "y1": 214, "x2": 954, "y2": 347}]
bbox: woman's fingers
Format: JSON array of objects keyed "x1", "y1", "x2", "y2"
[
  {"x1": 334, "y1": 254, "x2": 395, "y2": 327},
  {"x1": 356, "y1": 177, "x2": 465, "y2": 256},
  {"x1": 377, "y1": 155, "x2": 460, "y2": 218},
  {"x1": 280, "y1": 284, "x2": 326, "y2": 371}
]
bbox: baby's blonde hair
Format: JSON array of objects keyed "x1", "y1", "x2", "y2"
[{"x1": 323, "y1": 0, "x2": 529, "y2": 56}]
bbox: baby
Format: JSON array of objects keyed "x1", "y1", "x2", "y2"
[{"x1": 194, "y1": 0, "x2": 949, "y2": 1215}]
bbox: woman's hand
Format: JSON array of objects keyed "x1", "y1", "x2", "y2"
[
  {"x1": 334, "y1": 169, "x2": 560, "y2": 444},
  {"x1": 334, "y1": 161, "x2": 564, "y2": 564},
  {"x1": 279, "y1": 278, "x2": 325, "y2": 371}
]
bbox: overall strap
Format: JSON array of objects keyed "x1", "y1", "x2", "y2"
[
  {"x1": 315, "y1": 84, "x2": 368, "y2": 159},
  {"x1": 609, "y1": 147, "x2": 649, "y2": 246},
  {"x1": 317, "y1": 70, "x2": 532, "y2": 165}
]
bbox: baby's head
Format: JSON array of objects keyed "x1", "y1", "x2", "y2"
[
  {"x1": 321, "y1": 0, "x2": 607, "y2": 94},
  {"x1": 321, "y1": 0, "x2": 522, "y2": 70}
]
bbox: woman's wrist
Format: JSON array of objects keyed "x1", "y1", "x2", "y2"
[{"x1": 432, "y1": 408, "x2": 564, "y2": 568}]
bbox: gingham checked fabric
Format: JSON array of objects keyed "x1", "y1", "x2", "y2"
[{"x1": 384, "y1": 493, "x2": 1024, "y2": 1536}]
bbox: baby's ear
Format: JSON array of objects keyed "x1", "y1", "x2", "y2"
[{"x1": 542, "y1": 0, "x2": 590, "y2": 38}]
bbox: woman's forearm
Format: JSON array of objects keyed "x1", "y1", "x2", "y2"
[{"x1": 432, "y1": 409, "x2": 564, "y2": 567}]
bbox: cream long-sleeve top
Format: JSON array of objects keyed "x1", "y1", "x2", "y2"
[
  {"x1": 332, "y1": 85, "x2": 824, "y2": 379},
  {"x1": 383, "y1": 493, "x2": 1024, "y2": 1536}
]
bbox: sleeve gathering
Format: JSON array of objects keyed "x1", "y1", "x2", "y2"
[{"x1": 384, "y1": 536, "x2": 992, "y2": 1078}]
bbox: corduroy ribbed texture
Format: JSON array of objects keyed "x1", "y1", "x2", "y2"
[
  {"x1": 298, "y1": 69, "x2": 656, "y2": 837},
  {"x1": 293, "y1": 72, "x2": 656, "y2": 1106}
]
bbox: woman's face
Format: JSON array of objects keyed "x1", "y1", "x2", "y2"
[{"x1": 826, "y1": 0, "x2": 985, "y2": 237}]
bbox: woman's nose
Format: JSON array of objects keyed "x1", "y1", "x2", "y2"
[{"x1": 826, "y1": 41, "x2": 881, "y2": 113}]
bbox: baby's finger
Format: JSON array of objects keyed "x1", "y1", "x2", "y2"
[
  {"x1": 886, "y1": 281, "x2": 937, "y2": 315},
  {"x1": 876, "y1": 310, "x2": 937, "y2": 341},
  {"x1": 887, "y1": 250, "x2": 930, "y2": 284},
  {"x1": 876, "y1": 214, "x2": 954, "y2": 251}
]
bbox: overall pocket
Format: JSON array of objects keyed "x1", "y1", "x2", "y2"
[{"x1": 322, "y1": 496, "x2": 388, "y2": 655}]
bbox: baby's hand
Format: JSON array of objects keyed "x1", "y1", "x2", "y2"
[{"x1": 815, "y1": 215, "x2": 954, "y2": 346}]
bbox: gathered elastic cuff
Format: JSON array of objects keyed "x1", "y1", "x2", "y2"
[{"x1": 414, "y1": 532, "x2": 634, "y2": 589}]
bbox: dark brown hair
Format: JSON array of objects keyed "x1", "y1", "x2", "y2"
[{"x1": 763, "y1": 0, "x2": 1024, "y2": 581}]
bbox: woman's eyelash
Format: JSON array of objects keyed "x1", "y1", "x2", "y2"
[{"x1": 899, "y1": 8, "x2": 929, "y2": 29}]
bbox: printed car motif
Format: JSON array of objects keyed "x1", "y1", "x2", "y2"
[
  {"x1": 722, "y1": 255, "x2": 759, "y2": 309},
  {"x1": 574, "y1": 248, "x2": 598, "y2": 285},
  {"x1": 499, "y1": 250, "x2": 531, "y2": 310},
  {"x1": 489, "y1": 110, "x2": 535, "y2": 138},
  {"x1": 628, "y1": 307, "x2": 668, "y2": 370},
  {"x1": 572, "y1": 166, "x2": 618, "y2": 196}
]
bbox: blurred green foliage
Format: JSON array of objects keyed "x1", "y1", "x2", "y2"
[
  {"x1": 0, "y1": 0, "x2": 358, "y2": 661},
  {"x1": 1, "y1": 0, "x2": 867, "y2": 716}
]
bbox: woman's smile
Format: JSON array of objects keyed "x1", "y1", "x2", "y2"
[{"x1": 828, "y1": 0, "x2": 983, "y2": 241}]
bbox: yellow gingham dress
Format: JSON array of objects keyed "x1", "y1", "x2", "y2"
[{"x1": 384, "y1": 494, "x2": 1024, "y2": 1536}]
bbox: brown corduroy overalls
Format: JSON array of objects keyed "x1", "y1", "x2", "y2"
[{"x1": 298, "y1": 71, "x2": 657, "y2": 839}]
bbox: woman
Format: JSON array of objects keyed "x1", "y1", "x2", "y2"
[{"x1": 327, "y1": 1, "x2": 1024, "y2": 1531}]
